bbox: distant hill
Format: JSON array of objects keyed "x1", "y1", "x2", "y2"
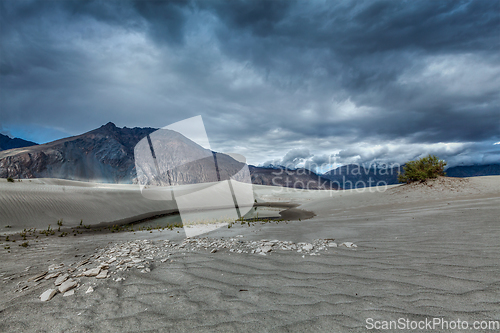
[
  {"x1": 322, "y1": 163, "x2": 500, "y2": 188},
  {"x1": 322, "y1": 164, "x2": 402, "y2": 189},
  {"x1": 0, "y1": 133, "x2": 37, "y2": 151},
  {"x1": 0, "y1": 123, "x2": 337, "y2": 189},
  {"x1": 446, "y1": 164, "x2": 500, "y2": 178}
]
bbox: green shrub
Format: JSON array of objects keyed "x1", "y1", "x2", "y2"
[
  {"x1": 7, "y1": 177, "x2": 14, "y2": 183},
  {"x1": 398, "y1": 155, "x2": 446, "y2": 183}
]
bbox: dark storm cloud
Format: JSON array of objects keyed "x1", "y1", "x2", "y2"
[
  {"x1": 0, "y1": 0, "x2": 498, "y2": 166},
  {"x1": 199, "y1": 0, "x2": 500, "y2": 142}
]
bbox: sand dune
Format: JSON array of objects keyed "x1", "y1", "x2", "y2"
[
  {"x1": 0, "y1": 179, "x2": 255, "y2": 233},
  {"x1": 0, "y1": 178, "x2": 178, "y2": 233},
  {"x1": 0, "y1": 176, "x2": 499, "y2": 332}
]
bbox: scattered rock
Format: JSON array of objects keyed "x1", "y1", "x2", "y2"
[
  {"x1": 45, "y1": 272, "x2": 61, "y2": 280},
  {"x1": 63, "y1": 289, "x2": 75, "y2": 297},
  {"x1": 302, "y1": 244, "x2": 314, "y2": 252},
  {"x1": 40, "y1": 289, "x2": 57, "y2": 302},
  {"x1": 33, "y1": 237, "x2": 359, "y2": 301},
  {"x1": 76, "y1": 259, "x2": 89, "y2": 268},
  {"x1": 83, "y1": 267, "x2": 101, "y2": 277},
  {"x1": 28, "y1": 271, "x2": 47, "y2": 282},
  {"x1": 96, "y1": 270, "x2": 108, "y2": 279},
  {"x1": 58, "y1": 279, "x2": 78, "y2": 293},
  {"x1": 259, "y1": 245, "x2": 273, "y2": 253},
  {"x1": 54, "y1": 273, "x2": 69, "y2": 286}
]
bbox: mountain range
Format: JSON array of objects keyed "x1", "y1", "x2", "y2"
[
  {"x1": 445, "y1": 164, "x2": 500, "y2": 178},
  {"x1": 1, "y1": 124, "x2": 498, "y2": 188},
  {"x1": 0, "y1": 133, "x2": 37, "y2": 151},
  {"x1": 322, "y1": 164, "x2": 402, "y2": 189},
  {"x1": 322, "y1": 163, "x2": 500, "y2": 189},
  {"x1": 0, "y1": 123, "x2": 336, "y2": 189}
]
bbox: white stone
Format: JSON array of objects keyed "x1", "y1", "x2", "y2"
[
  {"x1": 260, "y1": 245, "x2": 273, "y2": 253},
  {"x1": 302, "y1": 244, "x2": 314, "y2": 251},
  {"x1": 340, "y1": 242, "x2": 357, "y2": 248},
  {"x1": 45, "y1": 272, "x2": 60, "y2": 280},
  {"x1": 327, "y1": 242, "x2": 338, "y2": 248},
  {"x1": 96, "y1": 270, "x2": 108, "y2": 279},
  {"x1": 28, "y1": 271, "x2": 48, "y2": 282},
  {"x1": 40, "y1": 288, "x2": 57, "y2": 301},
  {"x1": 58, "y1": 279, "x2": 77, "y2": 293},
  {"x1": 54, "y1": 273, "x2": 69, "y2": 286},
  {"x1": 63, "y1": 289, "x2": 75, "y2": 297},
  {"x1": 86, "y1": 286, "x2": 94, "y2": 294},
  {"x1": 83, "y1": 267, "x2": 101, "y2": 277}
]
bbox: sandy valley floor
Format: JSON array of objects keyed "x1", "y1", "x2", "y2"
[{"x1": 0, "y1": 177, "x2": 499, "y2": 332}]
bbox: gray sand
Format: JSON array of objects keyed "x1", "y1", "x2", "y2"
[{"x1": 0, "y1": 177, "x2": 499, "y2": 332}]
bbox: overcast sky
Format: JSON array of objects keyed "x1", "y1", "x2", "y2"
[{"x1": 1, "y1": 0, "x2": 499, "y2": 170}]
